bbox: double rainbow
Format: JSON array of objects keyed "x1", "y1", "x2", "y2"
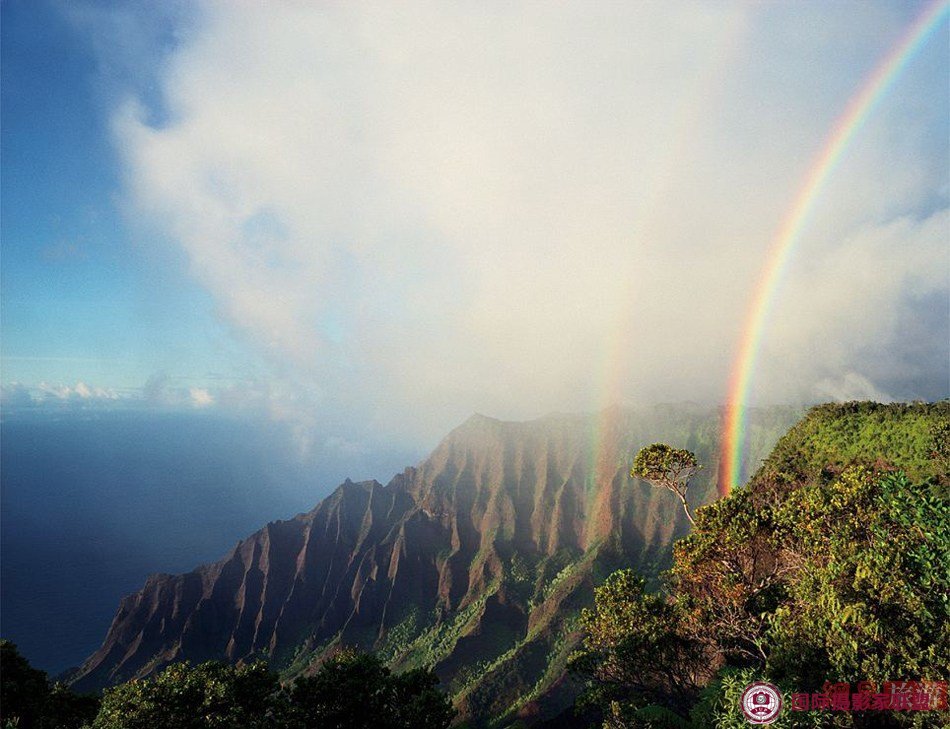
[{"x1": 720, "y1": 0, "x2": 950, "y2": 495}]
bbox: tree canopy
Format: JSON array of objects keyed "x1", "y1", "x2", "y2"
[
  {"x1": 91, "y1": 660, "x2": 277, "y2": 729},
  {"x1": 2, "y1": 643, "x2": 454, "y2": 729},
  {"x1": 282, "y1": 649, "x2": 456, "y2": 729},
  {"x1": 631, "y1": 443, "x2": 699, "y2": 524},
  {"x1": 88, "y1": 650, "x2": 454, "y2": 729}
]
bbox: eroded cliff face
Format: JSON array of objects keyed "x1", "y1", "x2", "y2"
[{"x1": 71, "y1": 406, "x2": 799, "y2": 723}]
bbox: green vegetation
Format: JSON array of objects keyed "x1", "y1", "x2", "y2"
[
  {"x1": 281, "y1": 649, "x2": 456, "y2": 729},
  {"x1": 1, "y1": 640, "x2": 100, "y2": 729},
  {"x1": 92, "y1": 660, "x2": 277, "y2": 729},
  {"x1": 1, "y1": 646, "x2": 453, "y2": 729},
  {"x1": 753, "y1": 401, "x2": 947, "y2": 487},
  {"x1": 572, "y1": 570, "x2": 707, "y2": 723},
  {"x1": 571, "y1": 401, "x2": 950, "y2": 728},
  {"x1": 393, "y1": 588, "x2": 499, "y2": 673}
]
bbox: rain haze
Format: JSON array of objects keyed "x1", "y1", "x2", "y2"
[{"x1": 4, "y1": 1, "x2": 948, "y2": 446}]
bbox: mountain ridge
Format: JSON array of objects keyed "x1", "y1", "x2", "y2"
[{"x1": 70, "y1": 404, "x2": 801, "y2": 724}]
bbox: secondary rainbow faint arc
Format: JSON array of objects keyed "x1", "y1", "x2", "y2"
[
  {"x1": 586, "y1": 8, "x2": 751, "y2": 496},
  {"x1": 720, "y1": 0, "x2": 949, "y2": 496}
]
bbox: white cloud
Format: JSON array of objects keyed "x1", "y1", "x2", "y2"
[
  {"x1": 188, "y1": 387, "x2": 214, "y2": 408},
  {"x1": 143, "y1": 373, "x2": 222, "y2": 410},
  {"x1": 814, "y1": 372, "x2": 895, "y2": 404},
  {"x1": 97, "y1": 1, "x2": 947, "y2": 445},
  {"x1": 38, "y1": 382, "x2": 73, "y2": 400},
  {"x1": 758, "y1": 209, "x2": 949, "y2": 402},
  {"x1": 27, "y1": 381, "x2": 121, "y2": 404}
]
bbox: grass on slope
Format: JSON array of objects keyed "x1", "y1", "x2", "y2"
[{"x1": 752, "y1": 401, "x2": 948, "y2": 487}]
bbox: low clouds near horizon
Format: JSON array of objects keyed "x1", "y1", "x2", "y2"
[{"x1": 76, "y1": 2, "x2": 948, "y2": 445}]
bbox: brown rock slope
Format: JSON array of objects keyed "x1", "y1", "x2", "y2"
[{"x1": 70, "y1": 406, "x2": 798, "y2": 724}]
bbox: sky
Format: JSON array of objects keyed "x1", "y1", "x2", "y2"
[{"x1": 2, "y1": 0, "x2": 948, "y2": 451}]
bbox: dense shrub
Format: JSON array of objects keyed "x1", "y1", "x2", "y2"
[
  {"x1": 280, "y1": 649, "x2": 456, "y2": 729},
  {"x1": 88, "y1": 650, "x2": 453, "y2": 729},
  {"x1": 91, "y1": 661, "x2": 277, "y2": 729}
]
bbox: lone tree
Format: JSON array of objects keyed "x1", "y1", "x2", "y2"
[{"x1": 631, "y1": 444, "x2": 698, "y2": 525}]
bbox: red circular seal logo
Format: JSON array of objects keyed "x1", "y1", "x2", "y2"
[{"x1": 740, "y1": 682, "x2": 782, "y2": 725}]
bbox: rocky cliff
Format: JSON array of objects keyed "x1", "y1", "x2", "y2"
[{"x1": 71, "y1": 405, "x2": 799, "y2": 724}]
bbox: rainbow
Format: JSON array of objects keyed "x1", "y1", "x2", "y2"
[
  {"x1": 720, "y1": 0, "x2": 949, "y2": 496},
  {"x1": 587, "y1": 11, "x2": 750, "y2": 490}
]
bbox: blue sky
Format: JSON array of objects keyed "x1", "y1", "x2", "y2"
[
  {"x1": 2, "y1": 0, "x2": 245, "y2": 390},
  {"x1": 1, "y1": 0, "x2": 947, "y2": 448}
]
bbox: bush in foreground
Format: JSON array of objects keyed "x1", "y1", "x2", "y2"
[{"x1": 90, "y1": 650, "x2": 454, "y2": 729}]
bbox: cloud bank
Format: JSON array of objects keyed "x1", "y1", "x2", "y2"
[{"x1": 90, "y1": 2, "x2": 947, "y2": 444}]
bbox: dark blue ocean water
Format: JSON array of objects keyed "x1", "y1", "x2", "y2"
[{"x1": 0, "y1": 409, "x2": 416, "y2": 675}]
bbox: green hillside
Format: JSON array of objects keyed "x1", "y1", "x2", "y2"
[
  {"x1": 572, "y1": 401, "x2": 949, "y2": 728},
  {"x1": 753, "y1": 401, "x2": 948, "y2": 486}
]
